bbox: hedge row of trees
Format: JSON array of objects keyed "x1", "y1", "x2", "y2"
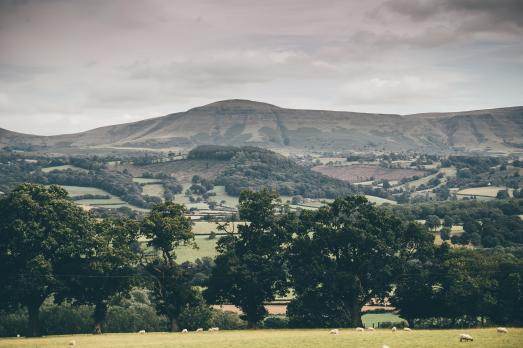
[{"x1": 1, "y1": 184, "x2": 522, "y2": 337}]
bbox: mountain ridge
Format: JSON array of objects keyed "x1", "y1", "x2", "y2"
[{"x1": 1, "y1": 100, "x2": 522, "y2": 154}]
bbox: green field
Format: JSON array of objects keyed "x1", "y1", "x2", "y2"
[
  {"x1": 41, "y1": 165, "x2": 88, "y2": 173},
  {"x1": 176, "y1": 235, "x2": 218, "y2": 262},
  {"x1": 362, "y1": 313, "x2": 405, "y2": 327},
  {"x1": 1, "y1": 328, "x2": 521, "y2": 348},
  {"x1": 192, "y1": 221, "x2": 246, "y2": 234},
  {"x1": 132, "y1": 177, "x2": 163, "y2": 184},
  {"x1": 142, "y1": 184, "x2": 165, "y2": 199}
]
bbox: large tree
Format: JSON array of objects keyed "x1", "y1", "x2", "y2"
[
  {"x1": 288, "y1": 195, "x2": 433, "y2": 327},
  {"x1": 141, "y1": 202, "x2": 199, "y2": 331},
  {"x1": 0, "y1": 184, "x2": 96, "y2": 336},
  {"x1": 56, "y1": 218, "x2": 141, "y2": 334},
  {"x1": 205, "y1": 189, "x2": 291, "y2": 328}
]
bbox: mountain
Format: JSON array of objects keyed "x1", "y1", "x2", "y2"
[{"x1": 1, "y1": 100, "x2": 522, "y2": 154}]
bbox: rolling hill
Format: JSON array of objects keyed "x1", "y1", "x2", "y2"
[{"x1": 1, "y1": 100, "x2": 522, "y2": 154}]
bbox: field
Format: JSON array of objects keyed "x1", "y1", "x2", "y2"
[
  {"x1": 313, "y1": 165, "x2": 425, "y2": 183},
  {"x1": 457, "y1": 186, "x2": 513, "y2": 198},
  {"x1": 132, "y1": 177, "x2": 163, "y2": 184},
  {"x1": 175, "y1": 235, "x2": 218, "y2": 262},
  {"x1": 142, "y1": 184, "x2": 165, "y2": 198},
  {"x1": 41, "y1": 165, "x2": 88, "y2": 173},
  {"x1": 1, "y1": 328, "x2": 521, "y2": 348}
]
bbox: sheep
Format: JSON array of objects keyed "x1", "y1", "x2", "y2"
[
  {"x1": 138, "y1": 330, "x2": 146, "y2": 334},
  {"x1": 329, "y1": 329, "x2": 339, "y2": 335},
  {"x1": 497, "y1": 327, "x2": 508, "y2": 333},
  {"x1": 356, "y1": 327, "x2": 364, "y2": 332},
  {"x1": 181, "y1": 329, "x2": 188, "y2": 333},
  {"x1": 208, "y1": 327, "x2": 219, "y2": 332},
  {"x1": 459, "y1": 333, "x2": 473, "y2": 342},
  {"x1": 16, "y1": 334, "x2": 20, "y2": 338},
  {"x1": 382, "y1": 345, "x2": 391, "y2": 348},
  {"x1": 391, "y1": 327, "x2": 397, "y2": 332},
  {"x1": 212, "y1": 327, "x2": 220, "y2": 331},
  {"x1": 367, "y1": 327, "x2": 375, "y2": 332},
  {"x1": 196, "y1": 328, "x2": 204, "y2": 332},
  {"x1": 403, "y1": 327, "x2": 412, "y2": 332},
  {"x1": 68, "y1": 340, "x2": 76, "y2": 347}
]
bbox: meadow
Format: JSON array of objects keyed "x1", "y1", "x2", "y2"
[{"x1": 0, "y1": 328, "x2": 521, "y2": 348}]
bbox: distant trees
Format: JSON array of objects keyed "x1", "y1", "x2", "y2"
[
  {"x1": 425, "y1": 215, "x2": 441, "y2": 232},
  {"x1": 205, "y1": 190, "x2": 290, "y2": 328}
]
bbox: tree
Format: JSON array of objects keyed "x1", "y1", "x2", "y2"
[
  {"x1": 56, "y1": 218, "x2": 141, "y2": 334},
  {"x1": 141, "y1": 202, "x2": 199, "y2": 331},
  {"x1": 440, "y1": 227, "x2": 451, "y2": 241},
  {"x1": 0, "y1": 184, "x2": 96, "y2": 336},
  {"x1": 425, "y1": 215, "x2": 441, "y2": 232},
  {"x1": 205, "y1": 190, "x2": 290, "y2": 328},
  {"x1": 443, "y1": 215, "x2": 454, "y2": 227},
  {"x1": 496, "y1": 190, "x2": 510, "y2": 200},
  {"x1": 288, "y1": 196, "x2": 434, "y2": 327}
]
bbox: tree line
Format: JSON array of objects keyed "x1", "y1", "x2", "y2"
[{"x1": 1, "y1": 184, "x2": 522, "y2": 337}]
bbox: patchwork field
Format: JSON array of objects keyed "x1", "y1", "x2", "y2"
[
  {"x1": 1, "y1": 328, "x2": 521, "y2": 348},
  {"x1": 313, "y1": 165, "x2": 425, "y2": 183},
  {"x1": 176, "y1": 235, "x2": 218, "y2": 262}
]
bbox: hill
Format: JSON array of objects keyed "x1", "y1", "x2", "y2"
[{"x1": 1, "y1": 100, "x2": 522, "y2": 154}]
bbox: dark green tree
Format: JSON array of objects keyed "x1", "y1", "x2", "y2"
[
  {"x1": 425, "y1": 215, "x2": 441, "y2": 232},
  {"x1": 141, "y1": 202, "x2": 199, "y2": 331},
  {"x1": 288, "y1": 196, "x2": 434, "y2": 327},
  {"x1": 0, "y1": 184, "x2": 96, "y2": 336},
  {"x1": 205, "y1": 189, "x2": 290, "y2": 328}
]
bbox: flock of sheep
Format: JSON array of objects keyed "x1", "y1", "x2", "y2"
[
  {"x1": 64, "y1": 326, "x2": 510, "y2": 347},
  {"x1": 328, "y1": 326, "x2": 510, "y2": 345}
]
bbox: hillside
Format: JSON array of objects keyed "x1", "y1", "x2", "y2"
[{"x1": 1, "y1": 100, "x2": 522, "y2": 154}]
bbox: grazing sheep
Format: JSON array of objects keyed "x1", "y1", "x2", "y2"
[
  {"x1": 329, "y1": 329, "x2": 339, "y2": 335},
  {"x1": 383, "y1": 345, "x2": 391, "y2": 348},
  {"x1": 68, "y1": 340, "x2": 76, "y2": 347},
  {"x1": 181, "y1": 329, "x2": 188, "y2": 333},
  {"x1": 138, "y1": 330, "x2": 146, "y2": 334},
  {"x1": 497, "y1": 327, "x2": 508, "y2": 333},
  {"x1": 356, "y1": 327, "x2": 364, "y2": 332},
  {"x1": 196, "y1": 328, "x2": 203, "y2": 332},
  {"x1": 208, "y1": 327, "x2": 220, "y2": 332},
  {"x1": 403, "y1": 327, "x2": 412, "y2": 332},
  {"x1": 459, "y1": 334, "x2": 474, "y2": 342},
  {"x1": 367, "y1": 327, "x2": 375, "y2": 331},
  {"x1": 16, "y1": 334, "x2": 20, "y2": 338},
  {"x1": 391, "y1": 327, "x2": 397, "y2": 332}
]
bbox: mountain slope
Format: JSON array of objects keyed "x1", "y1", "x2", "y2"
[{"x1": 1, "y1": 100, "x2": 522, "y2": 153}]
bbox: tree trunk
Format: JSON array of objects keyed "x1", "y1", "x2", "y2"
[
  {"x1": 27, "y1": 303, "x2": 41, "y2": 337},
  {"x1": 350, "y1": 301, "x2": 363, "y2": 328},
  {"x1": 93, "y1": 302, "x2": 107, "y2": 334},
  {"x1": 170, "y1": 318, "x2": 179, "y2": 332}
]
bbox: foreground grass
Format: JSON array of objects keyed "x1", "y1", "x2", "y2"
[{"x1": 1, "y1": 328, "x2": 521, "y2": 348}]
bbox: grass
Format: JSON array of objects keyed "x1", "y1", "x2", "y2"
[
  {"x1": 1, "y1": 328, "x2": 521, "y2": 348},
  {"x1": 132, "y1": 177, "x2": 163, "y2": 184},
  {"x1": 192, "y1": 221, "x2": 246, "y2": 234},
  {"x1": 364, "y1": 195, "x2": 397, "y2": 205},
  {"x1": 142, "y1": 184, "x2": 165, "y2": 199},
  {"x1": 41, "y1": 165, "x2": 88, "y2": 173},
  {"x1": 175, "y1": 235, "x2": 218, "y2": 262},
  {"x1": 210, "y1": 186, "x2": 239, "y2": 208},
  {"x1": 362, "y1": 313, "x2": 405, "y2": 328},
  {"x1": 457, "y1": 186, "x2": 513, "y2": 198}
]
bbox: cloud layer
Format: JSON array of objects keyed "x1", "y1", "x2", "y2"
[{"x1": 0, "y1": 0, "x2": 522, "y2": 135}]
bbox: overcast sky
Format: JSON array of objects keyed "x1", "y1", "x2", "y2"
[{"x1": 1, "y1": 0, "x2": 522, "y2": 135}]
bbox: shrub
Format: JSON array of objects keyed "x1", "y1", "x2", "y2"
[
  {"x1": 210, "y1": 310, "x2": 246, "y2": 330},
  {"x1": 262, "y1": 316, "x2": 289, "y2": 329},
  {"x1": 178, "y1": 303, "x2": 213, "y2": 331}
]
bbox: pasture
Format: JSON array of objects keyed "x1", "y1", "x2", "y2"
[
  {"x1": 312, "y1": 164, "x2": 425, "y2": 183},
  {"x1": 41, "y1": 165, "x2": 88, "y2": 173},
  {"x1": 457, "y1": 186, "x2": 513, "y2": 198},
  {"x1": 132, "y1": 177, "x2": 163, "y2": 184},
  {"x1": 175, "y1": 235, "x2": 218, "y2": 262},
  {"x1": 1, "y1": 328, "x2": 521, "y2": 348}
]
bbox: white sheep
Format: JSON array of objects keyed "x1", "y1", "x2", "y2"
[
  {"x1": 403, "y1": 327, "x2": 412, "y2": 332},
  {"x1": 459, "y1": 333, "x2": 473, "y2": 342},
  {"x1": 391, "y1": 327, "x2": 397, "y2": 332},
  {"x1": 213, "y1": 327, "x2": 220, "y2": 331},
  {"x1": 68, "y1": 340, "x2": 76, "y2": 347},
  {"x1": 356, "y1": 327, "x2": 364, "y2": 332},
  {"x1": 367, "y1": 327, "x2": 375, "y2": 331},
  {"x1": 138, "y1": 329, "x2": 146, "y2": 334},
  {"x1": 497, "y1": 327, "x2": 508, "y2": 333},
  {"x1": 383, "y1": 345, "x2": 391, "y2": 348},
  {"x1": 196, "y1": 328, "x2": 203, "y2": 332},
  {"x1": 181, "y1": 329, "x2": 188, "y2": 333},
  {"x1": 16, "y1": 334, "x2": 20, "y2": 338},
  {"x1": 208, "y1": 327, "x2": 219, "y2": 332},
  {"x1": 329, "y1": 329, "x2": 339, "y2": 335}
]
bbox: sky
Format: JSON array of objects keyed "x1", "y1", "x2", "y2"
[{"x1": 0, "y1": 0, "x2": 522, "y2": 135}]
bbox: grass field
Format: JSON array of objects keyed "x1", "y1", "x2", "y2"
[
  {"x1": 41, "y1": 165, "x2": 88, "y2": 173},
  {"x1": 1, "y1": 328, "x2": 521, "y2": 348},
  {"x1": 175, "y1": 235, "x2": 218, "y2": 262},
  {"x1": 142, "y1": 184, "x2": 165, "y2": 199},
  {"x1": 132, "y1": 177, "x2": 164, "y2": 184},
  {"x1": 362, "y1": 313, "x2": 405, "y2": 327},
  {"x1": 457, "y1": 186, "x2": 513, "y2": 198}
]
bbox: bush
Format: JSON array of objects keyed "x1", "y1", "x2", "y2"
[
  {"x1": 178, "y1": 303, "x2": 213, "y2": 331},
  {"x1": 262, "y1": 316, "x2": 289, "y2": 329},
  {"x1": 210, "y1": 309, "x2": 246, "y2": 330}
]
